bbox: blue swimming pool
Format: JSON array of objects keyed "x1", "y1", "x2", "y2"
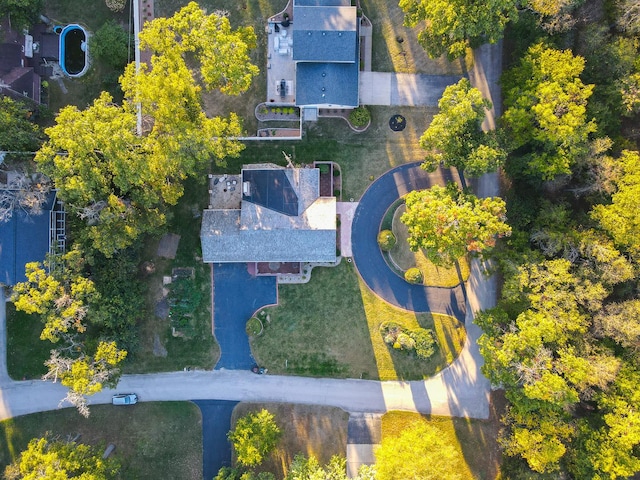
[{"x1": 59, "y1": 24, "x2": 88, "y2": 77}]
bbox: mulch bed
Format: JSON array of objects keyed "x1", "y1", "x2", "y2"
[{"x1": 389, "y1": 114, "x2": 407, "y2": 131}]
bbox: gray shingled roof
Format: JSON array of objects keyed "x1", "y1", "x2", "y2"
[
  {"x1": 296, "y1": 61, "x2": 359, "y2": 107},
  {"x1": 293, "y1": 6, "x2": 357, "y2": 63},
  {"x1": 295, "y1": 0, "x2": 351, "y2": 5},
  {"x1": 200, "y1": 168, "x2": 337, "y2": 263}
]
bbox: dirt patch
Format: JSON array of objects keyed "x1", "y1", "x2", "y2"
[
  {"x1": 153, "y1": 332, "x2": 168, "y2": 357},
  {"x1": 156, "y1": 233, "x2": 181, "y2": 259}
]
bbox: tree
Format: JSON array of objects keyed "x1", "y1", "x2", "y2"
[
  {"x1": 134, "y1": 1, "x2": 258, "y2": 96},
  {"x1": 12, "y1": 248, "x2": 127, "y2": 417},
  {"x1": 399, "y1": 0, "x2": 518, "y2": 59},
  {"x1": 593, "y1": 300, "x2": 640, "y2": 355},
  {"x1": 0, "y1": 0, "x2": 42, "y2": 30},
  {"x1": 374, "y1": 421, "x2": 463, "y2": 480},
  {"x1": 37, "y1": 3, "x2": 258, "y2": 256},
  {"x1": 401, "y1": 184, "x2": 511, "y2": 266},
  {"x1": 591, "y1": 150, "x2": 640, "y2": 258},
  {"x1": 285, "y1": 455, "x2": 348, "y2": 480},
  {"x1": 4, "y1": 437, "x2": 120, "y2": 479},
  {"x1": 420, "y1": 78, "x2": 505, "y2": 177},
  {"x1": 228, "y1": 409, "x2": 281, "y2": 468},
  {"x1": 501, "y1": 43, "x2": 597, "y2": 180},
  {"x1": 0, "y1": 96, "x2": 43, "y2": 157},
  {"x1": 89, "y1": 20, "x2": 131, "y2": 69},
  {"x1": 0, "y1": 170, "x2": 51, "y2": 223}
]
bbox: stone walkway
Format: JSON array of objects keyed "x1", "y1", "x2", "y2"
[
  {"x1": 346, "y1": 412, "x2": 381, "y2": 477},
  {"x1": 337, "y1": 201, "x2": 358, "y2": 257}
]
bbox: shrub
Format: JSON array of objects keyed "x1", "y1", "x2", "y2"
[
  {"x1": 333, "y1": 168, "x2": 341, "y2": 177},
  {"x1": 318, "y1": 163, "x2": 330, "y2": 174},
  {"x1": 246, "y1": 317, "x2": 263, "y2": 336},
  {"x1": 349, "y1": 106, "x2": 370, "y2": 127},
  {"x1": 380, "y1": 322, "x2": 436, "y2": 359},
  {"x1": 333, "y1": 189, "x2": 341, "y2": 197},
  {"x1": 89, "y1": 20, "x2": 130, "y2": 69},
  {"x1": 378, "y1": 230, "x2": 396, "y2": 251},
  {"x1": 410, "y1": 329, "x2": 436, "y2": 359},
  {"x1": 395, "y1": 332, "x2": 416, "y2": 351},
  {"x1": 404, "y1": 267, "x2": 423, "y2": 284}
]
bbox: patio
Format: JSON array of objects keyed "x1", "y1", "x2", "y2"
[{"x1": 266, "y1": 23, "x2": 296, "y2": 104}]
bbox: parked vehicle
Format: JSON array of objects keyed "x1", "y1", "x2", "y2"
[{"x1": 112, "y1": 393, "x2": 138, "y2": 405}]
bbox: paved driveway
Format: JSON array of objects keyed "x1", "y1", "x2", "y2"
[
  {"x1": 359, "y1": 72, "x2": 463, "y2": 106},
  {"x1": 194, "y1": 400, "x2": 238, "y2": 480},
  {"x1": 212, "y1": 263, "x2": 277, "y2": 370},
  {"x1": 351, "y1": 163, "x2": 466, "y2": 321}
]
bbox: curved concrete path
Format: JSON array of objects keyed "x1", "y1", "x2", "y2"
[{"x1": 351, "y1": 162, "x2": 467, "y2": 321}]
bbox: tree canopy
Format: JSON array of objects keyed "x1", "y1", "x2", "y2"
[
  {"x1": 0, "y1": 97, "x2": 43, "y2": 157},
  {"x1": 12, "y1": 248, "x2": 127, "y2": 417},
  {"x1": 0, "y1": 0, "x2": 42, "y2": 30},
  {"x1": 399, "y1": 0, "x2": 518, "y2": 59},
  {"x1": 4, "y1": 437, "x2": 120, "y2": 480},
  {"x1": 591, "y1": 150, "x2": 640, "y2": 258},
  {"x1": 502, "y1": 43, "x2": 596, "y2": 180},
  {"x1": 401, "y1": 184, "x2": 511, "y2": 266},
  {"x1": 228, "y1": 409, "x2": 281, "y2": 468},
  {"x1": 36, "y1": 2, "x2": 257, "y2": 256},
  {"x1": 420, "y1": 78, "x2": 505, "y2": 177}
]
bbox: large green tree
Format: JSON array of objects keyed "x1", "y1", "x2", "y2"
[
  {"x1": 399, "y1": 0, "x2": 518, "y2": 59},
  {"x1": 591, "y1": 150, "x2": 640, "y2": 258},
  {"x1": 502, "y1": 43, "x2": 597, "y2": 180},
  {"x1": 0, "y1": 0, "x2": 42, "y2": 30},
  {"x1": 12, "y1": 248, "x2": 127, "y2": 417},
  {"x1": 401, "y1": 184, "x2": 511, "y2": 266},
  {"x1": 0, "y1": 96, "x2": 43, "y2": 157},
  {"x1": 228, "y1": 409, "x2": 281, "y2": 468},
  {"x1": 420, "y1": 78, "x2": 505, "y2": 177},
  {"x1": 36, "y1": 2, "x2": 257, "y2": 256},
  {"x1": 4, "y1": 437, "x2": 120, "y2": 479}
]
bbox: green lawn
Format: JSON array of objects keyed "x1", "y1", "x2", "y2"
[
  {"x1": 251, "y1": 261, "x2": 466, "y2": 381},
  {"x1": 5, "y1": 304, "x2": 49, "y2": 380},
  {"x1": 382, "y1": 410, "x2": 502, "y2": 480},
  {"x1": 0, "y1": 402, "x2": 202, "y2": 479}
]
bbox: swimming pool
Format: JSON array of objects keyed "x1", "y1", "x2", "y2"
[{"x1": 59, "y1": 24, "x2": 89, "y2": 77}]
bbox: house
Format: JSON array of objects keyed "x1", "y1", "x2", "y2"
[
  {"x1": 267, "y1": 0, "x2": 360, "y2": 110},
  {"x1": 200, "y1": 164, "x2": 336, "y2": 264},
  {"x1": 0, "y1": 188, "x2": 65, "y2": 286},
  {"x1": 0, "y1": 20, "x2": 58, "y2": 104},
  {"x1": 292, "y1": 0, "x2": 359, "y2": 109}
]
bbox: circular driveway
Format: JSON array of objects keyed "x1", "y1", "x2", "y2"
[{"x1": 351, "y1": 162, "x2": 467, "y2": 321}]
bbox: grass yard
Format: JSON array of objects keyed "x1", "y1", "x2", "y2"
[
  {"x1": 381, "y1": 394, "x2": 505, "y2": 480},
  {"x1": 0, "y1": 402, "x2": 202, "y2": 479},
  {"x1": 251, "y1": 261, "x2": 466, "y2": 380},
  {"x1": 5, "y1": 304, "x2": 49, "y2": 380},
  {"x1": 230, "y1": 403, "x2": 349, "y2": 479}
]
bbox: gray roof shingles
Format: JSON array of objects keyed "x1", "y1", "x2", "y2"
[{"x1": 296, "y1": 61, "x2": 359, "y2": 107}]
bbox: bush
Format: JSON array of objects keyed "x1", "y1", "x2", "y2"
[
  {"x1": 380, "y1": 322, "x2": 436, "y2": 359},
  {"x1": 410, "y1": 329, "x2": 436, "y2": 359},
  {"x1": 349, "y1": 106, "x2": 370, "y2": 127},
  {"x1": 318, "y1": 163, "x2": 330, "y2": 174},
  {"x1": 89, "y1": 20, "x2": 130, "y2": 69},
  {"x1": 246, "y1": 317, "x2": 263, "y2": 336},
  {"x1": 378, "y1": 230, "x2": 396, "y2": 251},
  {"x1": 404, "y1": 267, "x2": 423, "y2": 284}
]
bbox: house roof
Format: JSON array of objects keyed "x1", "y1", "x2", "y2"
[
  {"x1": 296, "y1": 61, "x2": 359, "y2": 107},
  {"x1": 293, "y1": 6, "x2": 357, "y2": 63},
  {"x1": 0, "y1": 191, "x2": 56, "y2": 285},
  {"x1": 0, "y1": 43, "x2": 22, "y2": 74},
  {"x1": 201, "y1": 167, "x2": 336, "y2": 263},
  {"x1": 295, "y1": 0, "x2": 351, "y2": 6}
]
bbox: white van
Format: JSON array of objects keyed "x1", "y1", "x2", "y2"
[{"x1": 112, "y1": 393, "x2": 138, "y2": 405}]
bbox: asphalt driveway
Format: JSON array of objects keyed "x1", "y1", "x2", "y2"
[
  {"x1": 351, "y1": 163, "x2": 467, "y2": 321},
  {"x1": 194, "y1": 400, "x2": 238, "y2": 480},
  {"x1": 212, "y1": 263, "x2": 277, "y2": 370}
]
